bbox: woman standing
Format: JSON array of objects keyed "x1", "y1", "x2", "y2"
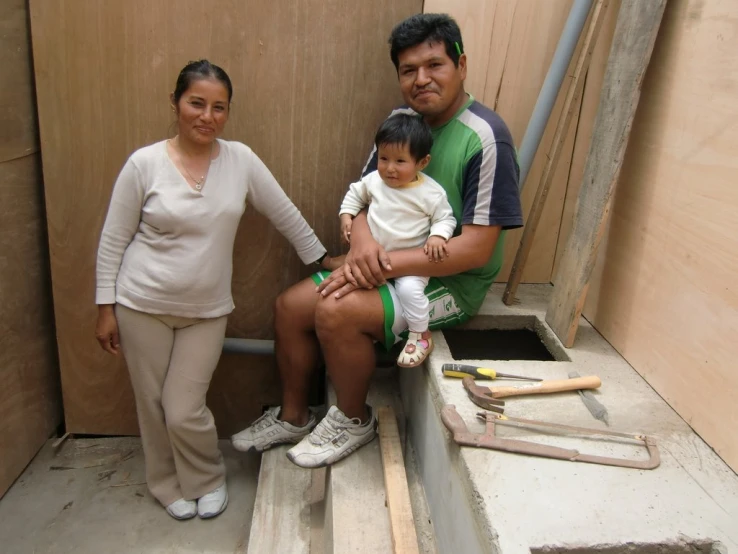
[{"x1": 95, "y1": 60, "x2": 332, "y2": 520}]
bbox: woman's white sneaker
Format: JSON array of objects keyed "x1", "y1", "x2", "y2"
[
  {"x1": 165, "y1": 498, "x2": 197, "y2": 520},
  {"x1": 197, "y1": 484, "x2": 228, "y2": 519}
]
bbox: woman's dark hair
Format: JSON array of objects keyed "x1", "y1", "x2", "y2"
[
  {"x1": 374, "y1": 113, "x2": 433, "y2": 161},
  {"x1": 172, "y1": 59, "x2": 233, "y2": 104},
  {"x1": 388, "y1": 13, "x2": 464, "y2": 71}
]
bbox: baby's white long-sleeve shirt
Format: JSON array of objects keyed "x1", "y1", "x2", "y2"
[{"x1": 339, "y1": 170, "x2": 456, "y2": 251}]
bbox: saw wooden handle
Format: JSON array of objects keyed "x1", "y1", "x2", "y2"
[{"x1": 489, "y1": 376, "x2": 601, "y2": 399}]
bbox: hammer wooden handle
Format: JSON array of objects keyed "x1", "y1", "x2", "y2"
[{"x1": 489, "y1": 376, "x2": 601, "y2": 399}]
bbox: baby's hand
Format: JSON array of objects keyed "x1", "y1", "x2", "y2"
[
  {"x1": 340, "y1": 214, "x2": 353, "y2": 245},
  {"x1": 424, "y1": 235, "x2": 449, "y2": 262}
]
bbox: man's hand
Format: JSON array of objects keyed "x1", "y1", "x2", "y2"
[
  {"x1": 344, "y1": 212, "x2": 391, "y2": 288},
  {"x1": 340, "y1": 214, "x2": 353, "y2": 245},
  {"x1": 95, "y1": 304, "x2": 120, "y2": 355},
  {"x1": 424, "y1": 235, "x2": 449, "y2": 262},
  {"x1": 316, "y1": 267, "x2": 361, "y2": 299}
]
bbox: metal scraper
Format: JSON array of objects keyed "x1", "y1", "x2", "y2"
[{"x1": 569, "y1": 371, "x2": 609, "y2": 426}]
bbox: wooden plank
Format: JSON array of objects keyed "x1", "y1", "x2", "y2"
[
  {"x1": 0, "y1": 0, "x2": 38, "y2": 162},
  {"x1": 249, "y1": 449, "x2": 311, "y2": 552},
  {"x1": 552, "y1": 0, "x2": 621, "y2": 277},
  {"x1": 0, "y1": 0, "x2": 60, "y2": 499},
  {"x1": 28, "y1": 0, "x2": 421, "y2": 434},
  {"x1": 579, "y1": 0, "x2": 738, "y2": 472},
  {"x1": 485, "y1": 0, "x2": 578, "y2": 283},
  {"x1": 378, "y1": 406, "x2": 419, "y2": 554},
  {"x1": 246, "y1": 446, "x2": 312, "y2": 554},
  {"x1": 546, "y1": 0, "x2": 667, "y2": 347},
  {"x1": 503, "y1": 0, "x2": 611, "y2": 304}
]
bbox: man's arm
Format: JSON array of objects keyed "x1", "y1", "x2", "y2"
[
  {"x1": 386, "y1": 224, "x2": 500, "y2": 278},
  {"x1": 319, "y1": 223, "x2": 500, "y2": 298}
]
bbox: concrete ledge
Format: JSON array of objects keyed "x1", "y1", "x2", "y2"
[{"x1": 402, "y1": 284, "x2": 737, "y2": 554}]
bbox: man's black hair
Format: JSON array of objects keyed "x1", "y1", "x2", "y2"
[
  {"x1": 388, "y1": 13, "x2": 464, "y2": 70},
  {"x1": 374, "y1": 113, "x2": 433, "y2": 161}
]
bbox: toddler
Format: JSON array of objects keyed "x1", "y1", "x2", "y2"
[{"x1": 339, "y1": 114, "x2": 456, "y2": 367}]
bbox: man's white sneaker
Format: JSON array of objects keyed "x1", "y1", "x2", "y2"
[
  {"x1": 197, "y1": 483, "x2": 228, "y2": 519},
  {"x1": 165, "y1": 498, "x2": 197, "y2": 520},
  {"x1": 286, "y1": 405, "x2": 377, "y2": 468},
  {"x1": 231, "y1": 407, "x2": 317, "y2": 452}
]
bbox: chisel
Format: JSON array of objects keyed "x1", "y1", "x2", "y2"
[{"x1": 441, "y1": 363, "x2": 542, "y2": 381}]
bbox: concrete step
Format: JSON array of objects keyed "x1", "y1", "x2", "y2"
[
  {"x1": 246, "y1": 445, "x2": 314, "y2": 554},
  {"x1": 323, "y1": 369, "x2": 429, "y2": 554}
]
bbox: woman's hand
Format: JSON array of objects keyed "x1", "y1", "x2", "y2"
[
  {"x1": 322, "y1": 254, "x2": 346, "y2": 271},
  {"x1": 96, "y1": 305, "x2": 121, "y2": 355}
]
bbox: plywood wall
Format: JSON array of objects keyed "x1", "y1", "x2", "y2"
[
  {"x1": 424, "y1": 0, "x2": 592, "y2": 283},
  {"x1": 580, "y1": 0, "x2": 738, "y2": 472},
  {"x1": 0, "y1": 0, "x2": 61, "y2": 497},
  {"x1": 29, "y1": 0, "x2": 422, "y2": 435}
]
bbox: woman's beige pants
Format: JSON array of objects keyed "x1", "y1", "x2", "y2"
[{"x1": 116, "y1": 304, "x2": 227, "y2": 506}]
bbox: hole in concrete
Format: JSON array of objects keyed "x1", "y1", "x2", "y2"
[
  {"x1": 441, "y1": 315, "x2": 569, "y2": 361},
  {"x1": 531, "y1": 539, "x2": 724, "y2": 554}
]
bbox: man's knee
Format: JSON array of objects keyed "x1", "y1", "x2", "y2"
[
  {"x1": 315, "y1": 291, "x2": 383, "y2": 339},
  {"x1": 275, "y1": 280, "x2": 318, "y2": 333}
]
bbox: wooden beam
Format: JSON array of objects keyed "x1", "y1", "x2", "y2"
[
  {"x1": 546, "y1": 0, "x2": 667, "y2": 347},
  {"x1": 378, "y1": 406, "x2": 419, "y2": 554},
  {"x1": 503, "y1": 0, "x2": 611, "y2": 305}
]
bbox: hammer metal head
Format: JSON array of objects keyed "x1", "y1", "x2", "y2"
[{"x1": 462, "y1": 376, "x2": 505, "y2": 414}]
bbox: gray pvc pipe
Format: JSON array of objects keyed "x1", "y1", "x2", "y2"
[
  {"x1": 222, "y1": 337, "x2": 275, "y2": 355},
  {"x1": 517, "y1": 0, "x2": 593, "y2": 190}
]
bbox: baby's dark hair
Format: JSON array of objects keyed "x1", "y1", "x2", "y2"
[
  {"x1": 389, "y1": 13, "x2": 464, "y2": 71},
  {"x1": 374, "y1": 113, "x2": 433, "y2": 161}
]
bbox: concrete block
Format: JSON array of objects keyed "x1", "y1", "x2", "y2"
[{"x1": 403, "y1": 284, "x2": 738, "y2": 554}]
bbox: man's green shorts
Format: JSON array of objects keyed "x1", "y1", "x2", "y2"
[{"x1": 311, "y1": 272, "x2": 471, "y2": 349}]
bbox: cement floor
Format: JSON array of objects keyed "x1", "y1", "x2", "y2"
[{"x1": 0, "y1": 438, "x2": 260, "y2": 554}]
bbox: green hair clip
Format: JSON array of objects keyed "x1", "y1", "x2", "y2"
[{"x1": 455, "y1": 42, "x2": 462, "y2": 56}]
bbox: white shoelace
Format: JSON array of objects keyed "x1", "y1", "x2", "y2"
[
  {"x1": 309, "y1": 414, "x2": 362, "y2": 445},
  {"x1": 252, "y1": 410, "x2": 277, "y2": 432}
]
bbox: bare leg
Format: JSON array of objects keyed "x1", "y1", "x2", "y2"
[
  {"x1": 315, "y1": 289, "x2": 385, "y2": 421},
  {"x1": 275, "y1": 278, "x2": 322, "y2": 426}
]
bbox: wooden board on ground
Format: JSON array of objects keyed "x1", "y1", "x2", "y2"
[
  {"x1": 0, "y1": 0, "x2": 60, "y2": 498},
  {"x1": 578, "y1": 0, "x2": 738, "y2": 472},
  {"x1": 246, "y1": 446, "x2": 312, "y2": 554},
  {"x1": 378, "y1": 406, "x2": 419, "y2": 554},
  {"x1": 546, "y1": 0, "x2": 667, "y2": 347},
  {"x1": 28, "y1": 0, "x2": 421, "y2": 435}
]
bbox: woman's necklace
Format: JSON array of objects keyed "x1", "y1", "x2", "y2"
[{"x1": 174, "y1": 137, "x2": 214, "y2": 191}]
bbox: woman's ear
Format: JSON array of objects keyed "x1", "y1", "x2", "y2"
[{"x1": 169, "y1": 92, "x2": 177, "y2": 113}]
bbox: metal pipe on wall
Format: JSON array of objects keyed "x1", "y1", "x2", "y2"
[
  {"x1": 222, "y1": 338, "x2": 275, "y2": 355},
  {"x1": 517, "y1": 0, "x2": 593, "y2": 190}
]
